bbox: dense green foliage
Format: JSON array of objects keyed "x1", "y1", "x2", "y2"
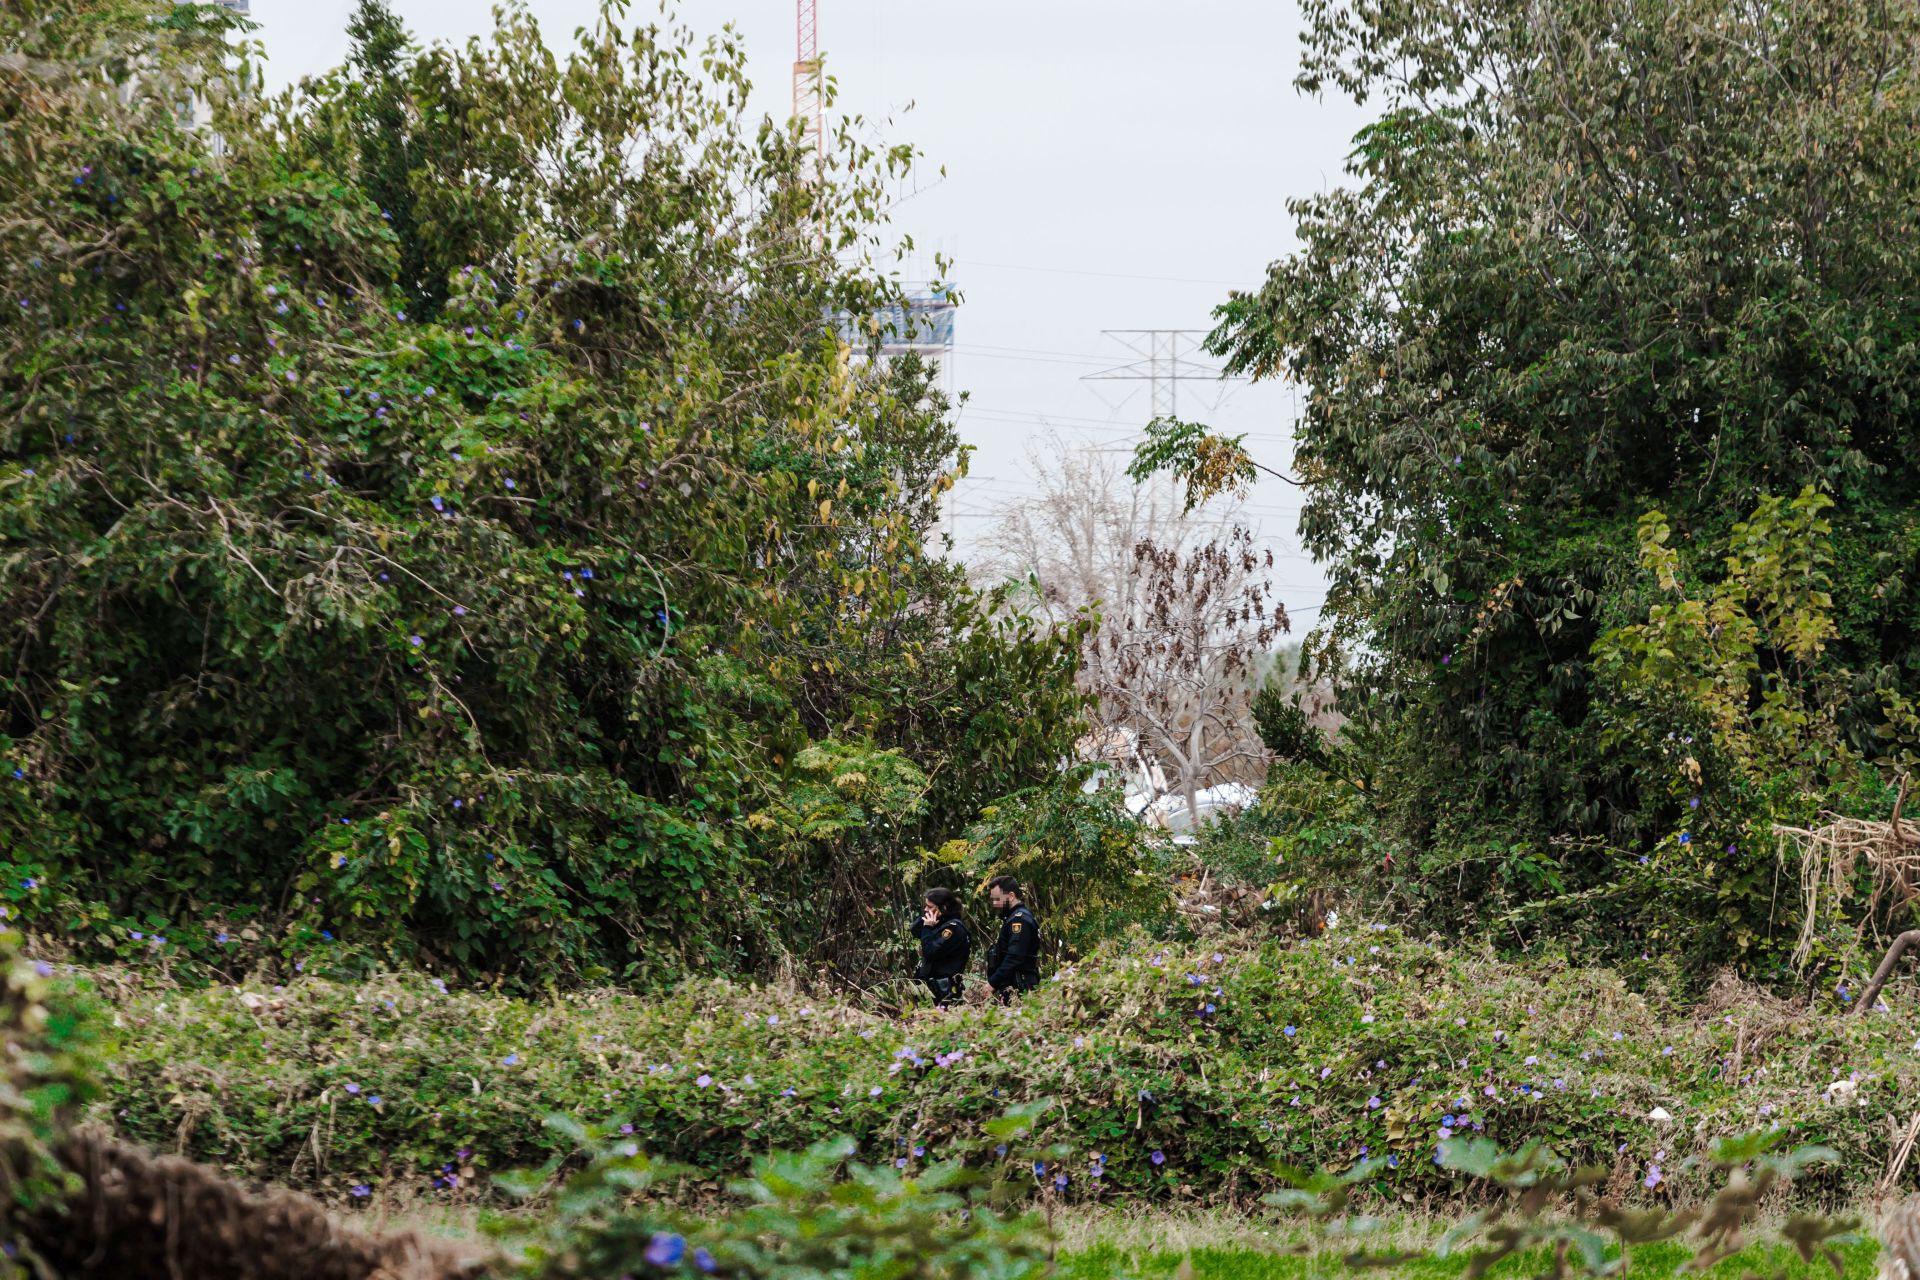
[
  {"x1": 1058, "y1": 1242, "x2": 1880, "y2": 1280},
  {"x1": 14, "y1": 2, "x2": 1920, "y2": 1276},
  {"x1": 0, "y1": 0, "x2": 1086, "y2": 989},
  {"x1": 1188, "y1": 0, "x2": 1920, "y2": 970},
  {"x1": 95, "y1": 926, "x2": 1920, "y2": 1211},
  {"x1": 0, "y1": 933, "x2": 103, "y2": 1223},
  {"x1": 923, "y1": 781, "x2": 1173, "y2": 959},
  {"x1": 494, "y1": 1110, "x2": 1061, "y2": 1280}
]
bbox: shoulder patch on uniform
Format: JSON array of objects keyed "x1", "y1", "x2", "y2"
[
  {"x1": 940, "y1": 927, "x2": 953, "y2": 939},
  {"x1": 1011, "y1": 921, "x2": 1023, "y2": 933}
]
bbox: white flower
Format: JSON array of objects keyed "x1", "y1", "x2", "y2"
[
  {"x1": 1647, "y1": 1106, "x2": 1673, "y2": 1123},
  {"x1": 1324, "y1": 910, "x2": 1341, "y2": 930}
]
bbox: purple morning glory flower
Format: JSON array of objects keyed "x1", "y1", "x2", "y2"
[
  {"x1": 692, "y1": 1248, "x2": 716, "y2": 1273},
  {"x1": 408, "y1": 635, "x2": 423, "y2": 647},
  {"x1": 505, "y1": 478, "x2": 517, "y2": 490},
  {"x1": 345, "y1": 1082, "x2": 360, "y2": 1094},
  {"x1": 1150, "y1": 1150, "x2": 1166, "y2": 1165},
  {"x1": 696, "y1": 1074, "x2": 713, "y2": 1088},
  {"x1": 503, "y1": 1053, "x2": 518, "y2": 1066},
  {"x1": 350, "y1": 1184, "x2": 371, "y2": 1197},
  {"x1": 430, "y1": 496, "x2": 444, "y2": 512},
  {"x1": 1679, "y1": 832, "x2": 1691, "y2": 844},
  {"x1": 644, "y1": 1233, "x2": 685, "y2": 1267}
]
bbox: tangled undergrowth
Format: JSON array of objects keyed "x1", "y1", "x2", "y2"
[{"x1": 88, "y1": 927, "x2": 1920, "y2": 1212}]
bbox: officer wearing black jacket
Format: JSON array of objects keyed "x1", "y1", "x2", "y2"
[
  {"x1": 982, "y1": 875, "x2": 1040, "y2": 1003},
  {"x1": 910, "y1": 887, "x2": 970, "y2": 1007}
]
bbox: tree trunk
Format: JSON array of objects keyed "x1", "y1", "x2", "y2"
[{"x1": 1184, "y1": 716, "x2": 1205, "y2": 836}]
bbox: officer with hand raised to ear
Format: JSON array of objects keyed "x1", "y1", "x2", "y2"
[{"x1": 910, "y1": 887, "x2": 969, "y2": 1008}]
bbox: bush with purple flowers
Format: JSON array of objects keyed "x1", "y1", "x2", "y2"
[
  {"x1": 0, "y1": 0, "x2": 1086, "y2": 992},
  {"x1": 94, "y1": 925, "x2": 1920, "y2": 1212},
  {"x1": 490, "y1": 1106, "x2": 1059, "y2": 1280}
]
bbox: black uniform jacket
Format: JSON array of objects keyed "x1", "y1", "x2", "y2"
[
  {"x1": 912, "y1": 913, "x2": 971, "y2": 980},
  {"x1": 984, "y1": 904, "x2": 1040, "y2": 991}
]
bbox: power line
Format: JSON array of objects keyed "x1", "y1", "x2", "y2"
[{"x1": 1081, "y1": 330, "x2": 1246, "y2": 420}]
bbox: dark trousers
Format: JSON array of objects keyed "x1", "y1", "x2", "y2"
[
  {"x1": 923, "y1": 975, "x2": 963, "y2": 1008},
  {"x1": 992, "y1": 979, "x2": 1034, "y2": 1006}
]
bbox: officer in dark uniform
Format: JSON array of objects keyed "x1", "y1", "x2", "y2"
[
  {"x1": 982, "y1": 875, "x2": 1040, "y2": 1003},
  {"x1": 911, "y1": 887, "x2": 970, "y2": 1008}
]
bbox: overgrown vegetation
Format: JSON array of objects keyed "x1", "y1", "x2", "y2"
[
  {"x1": 0, "y1": 0, "x2": 1086, "y2": 991},
  {"x1": 12, "y1": 0, "x2": 1920, "y2": 1274},
  {"x1": 92, "y1": 927, "x2": 1920, "y2": 1213},
  {"x1": 1135, "y1": 0, "x2": 1920, "y2": 976}
]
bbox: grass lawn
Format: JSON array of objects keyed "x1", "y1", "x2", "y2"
[{"x1": 1056, "y1": 1240, "x2": 1880, "y2": 1280}]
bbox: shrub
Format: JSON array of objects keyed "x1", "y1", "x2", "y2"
[
  {"x1": 0, "y1": 0, "x2": 1087, "y2": 989},
  {"x1": 494, "y1": 1108, "x2": 1062, "y2": 1280},
  {"x1": 91, "y1": 928, "x2": 1920, "y2": 1211},
  {"x1": 923, "y1": 782, "x2": 1173, "y2": 959}
]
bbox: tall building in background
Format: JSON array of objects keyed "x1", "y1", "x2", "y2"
[{"x1": 868, "y1": 286, "x2": 957, "y2": 402}]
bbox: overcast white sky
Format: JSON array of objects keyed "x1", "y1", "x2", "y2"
[{"x1": 247, "y1": 0, "x2": 1373, "y2": 622}]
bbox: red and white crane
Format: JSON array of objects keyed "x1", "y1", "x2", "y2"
[{"x1": 792, "y1": 0, "x2": 824, "y2": 174}]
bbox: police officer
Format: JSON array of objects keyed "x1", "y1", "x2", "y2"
[
  {"x1": 982, "y1": 875, "x2": 1040, "y2": 1003},
  {"x1": 911, "y1": 888, "x2": 970, "y2": 1008}
]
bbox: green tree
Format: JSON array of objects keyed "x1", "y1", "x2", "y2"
[
  {"x1": 0, "y1": 0, "x2": 1084, "y2": 987},
  {"x1": 1161, "y1": 0, "x2": 1920, "y2": 965},
  {"x1": 330, "y1": 0, "x2": 438, "y2": 319}
]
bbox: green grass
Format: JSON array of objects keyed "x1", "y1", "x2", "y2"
[{"x1": 1056, "y1": 1240, "x2": 1880, "y2": 1280}]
